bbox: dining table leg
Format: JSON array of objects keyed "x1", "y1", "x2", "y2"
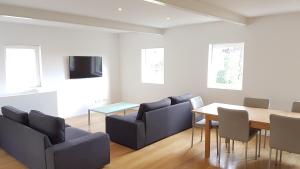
[{"x1": 205, "y1": 115, "x2": 212, "y2": 158}]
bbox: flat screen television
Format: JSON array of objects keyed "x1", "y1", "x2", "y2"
[{"x1": 69, "y1": 56, "x2": 102, "y2": 79}]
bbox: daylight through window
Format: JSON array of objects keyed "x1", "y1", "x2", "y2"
[
  {"x1": 207, "y1": 43, "x2": 244, "y2": 90},
  {"x1": 5, "y1": 46, "x2": 42, "y2": 92},
  {"x1": 141, "y1": 48, "x2": 164, "y2": 84}
]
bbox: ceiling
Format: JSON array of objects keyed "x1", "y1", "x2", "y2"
[
  {"x1": 0, "y1": 0, "x2": 300, "y2": 32},
  {"x1": 0, "y1": 0, "x2": 218, "y2": 28},
  {"x1": 198, "y1": 0, "x2": 300, "y2": 17}
]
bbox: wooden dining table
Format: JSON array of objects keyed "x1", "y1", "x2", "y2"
[{"x1": 193, "y1": 103, "x2": 300, "y2": 159}]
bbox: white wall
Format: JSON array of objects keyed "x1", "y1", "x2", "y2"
[
  {"x1": 0, "y1": 91, "x2": 58, "y2": 116},
  {"x1": 0, "y1": 22, "x2": 121, "y2": 117},
  {"x1": 120, "y1": 12, "x2": 300, "y2": 111}
]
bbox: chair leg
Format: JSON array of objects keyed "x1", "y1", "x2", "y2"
[
  {"x1": 218, "y1": 137, "x2": 221, "y2": 164},
  {"x1": 279, "y1": 150, "x2": 282, "y2": 165},
  {"x1": 269, "y1": 148, "x2": 272, "y2": 169},
  {"x1": 258, "y1": 130, "x2": 261, "y2": 157},
  {"x1": 255, "y1": 133, "x2": 258, "y2": 160},
  {"x1": 232, "y1": 140, "x2": 235, "y2": 152},
  {"x1": 191, "y1": 126, "x2": 194, "y2": 148},
  {"x1": 200, "y1": 128, "x2": 203, "y2": 142},
  {"x1": 228, "y1": 139, "x2": 231, "y2": 153},
  {"x1": 216, "y1": 129, "x2": 219, "y2": 156},
  {"x1": 245, "y1": 142, "x2": 248, "y2": 169},
  {"x1": 264, "y1": 130, "x2": 267, "y2": 148},
  {"x1": 191, "y1": 113, "x2": 195, "y2": 148},
  {"x1": 275, "y1": 149, "x2": 278, "y2": 166}
]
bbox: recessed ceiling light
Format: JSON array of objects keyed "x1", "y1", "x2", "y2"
[
  {"x1": 166, "y1": 17, "x2": 171, "y2": 21},
  {"x1": 117, "y1": 7, "x2": 123, "y2": 12},
  {"x1": 1, "y1": 15, "x2": 33, "y2": 20},
  {"x1": 143, "y1": 0, "x2": 166, "y2": 6}
]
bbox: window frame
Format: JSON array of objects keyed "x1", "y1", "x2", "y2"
[
  {"x1": 207, "y1": 42, "x2": 245, "y2": 91},
  {"x1": 141, "y1": 48, "x2": 165, "y2": 85},
  {"x1": 4, "y1": 45, "x2": 43, "y2": 93}
]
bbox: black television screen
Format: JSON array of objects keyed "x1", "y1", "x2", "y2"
[{"x1": 69, "y1": 56, "x2": 102, "y2": 79}]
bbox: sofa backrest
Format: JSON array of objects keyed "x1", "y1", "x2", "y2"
[
  {"x1": 0, "y1": 116, "x2": 51, "y2": 169},
  {"x1": 143, "y1": 101, "x2": 192, "y2": 145}
]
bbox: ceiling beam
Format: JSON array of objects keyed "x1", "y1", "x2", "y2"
[
  {"x1": 156, "y1": 0, "x2": 248, "y2": 25},
  {"x1": 0, "y1": 4, "x2": 164, "y2": 34}
]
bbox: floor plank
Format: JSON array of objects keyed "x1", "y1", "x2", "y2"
[{"x1": 1, "y1": 112, "x2": 300, "y2": 169}]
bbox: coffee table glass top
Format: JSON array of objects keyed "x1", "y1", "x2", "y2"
[{"x1": 89, "y1": 102, "x2": 139, "y2": 114}]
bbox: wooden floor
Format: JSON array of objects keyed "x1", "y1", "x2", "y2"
[{"x1": 1, "y1": 112, "x2": 300, "y2": 169}]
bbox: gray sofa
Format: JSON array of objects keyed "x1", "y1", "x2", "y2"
[
  {"x1": 0, "y1": 106, "x2": 110, "y2": 169},
  {"x1": 106, "y1": 94, "x2": 193, "y2": 149}
]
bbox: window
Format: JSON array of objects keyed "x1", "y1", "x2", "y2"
[
  {"x1": 5, "y1": 46, "x2": 42, "y2": 92},
  {"x1": 141, "y1": 48, "x2": 164, "y2": 84},
  {"x1": 207, "y1": 43, "x2": 244, "y2": 90}
]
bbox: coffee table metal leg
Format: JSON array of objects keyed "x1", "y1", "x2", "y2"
[{"x1": 88, "y1": 110, "x2": 91, "y2": 125}]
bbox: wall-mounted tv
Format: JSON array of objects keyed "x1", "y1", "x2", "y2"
[{"x1": 69, "y1": 56, "x2": 102, "y2": 79}]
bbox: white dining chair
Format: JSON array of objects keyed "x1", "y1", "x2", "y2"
[{"x1": 190, "y1": 96, "x2": 219, "y2": 154}]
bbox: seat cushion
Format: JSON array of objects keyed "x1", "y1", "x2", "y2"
[
  {"x1": 29, "y1": 110, "x2": 65, "y2": 144},
  {"x1": 1, "y1": 106, "x2": 28, "y2": 125},
  {"x1": 65, "y1": 127, "x2": 90, "y2": 141},
  {"x1": 169, "y1": 93, "x2": 193, "y2": 105},
  {"x1": 136, "y1": 98, "x2": 171, "y2": 120}
]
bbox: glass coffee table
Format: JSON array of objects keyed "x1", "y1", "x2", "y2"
[{"x1": 88, "y1": 102, "x2": 139, "y2": 125}]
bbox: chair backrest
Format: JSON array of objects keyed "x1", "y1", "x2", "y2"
[
  {"x1": 291, "y1": 101, "x2": 300, "y2": 113},
  {"x1": 190, "y1": 96, "x2": 204, "y2": 121},
  {"x1": 218, "y1": 107, "x2": 250, "y2": 142},
  {"x1": 190, "y1": 96, "x2": 204, "y2": 109},
  {"x1": 270, "y1": 114, "x2": 300, "y2": 154},
  {"x1": 243, "y1": 97, "x2": 270, "y2": 109}
]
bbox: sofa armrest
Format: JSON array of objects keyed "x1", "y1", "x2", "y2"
[
  {"x1": 0, "y1": 117, "x2": 51, "y2": 169},
  {"x1": 46, "y1": 132, "x2": 110, "y2": 169},
  {"x1": 106, "y1": 115, "x2": 145, "y2": 149}
]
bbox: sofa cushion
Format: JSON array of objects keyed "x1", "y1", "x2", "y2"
[
  {"x1": 1, "y1": 106, "x2": 28, "y2": 125},
  {"x1": 169, "y1": 93, "x2": 193, "y2": 105},
  {"x1": 136, "y1": 98, "x2": 171, "y2": 120},
  {"x1": 29, "y1": 110, "x2": 65, "y2": 144},
  {"x1": 65, "y1": 127, "x2": 90, "y2": 141}
]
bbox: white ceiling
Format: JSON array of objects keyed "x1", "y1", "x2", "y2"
[
  {"x1": 0, "y1": 0, "x2": 300, "y2": 31},
  {"x1": 0, "y1": 0, "x2": 218, "y2": 28},
  {"x1": 198, "y1": 0, "x2": 300, "y2": 17}
]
